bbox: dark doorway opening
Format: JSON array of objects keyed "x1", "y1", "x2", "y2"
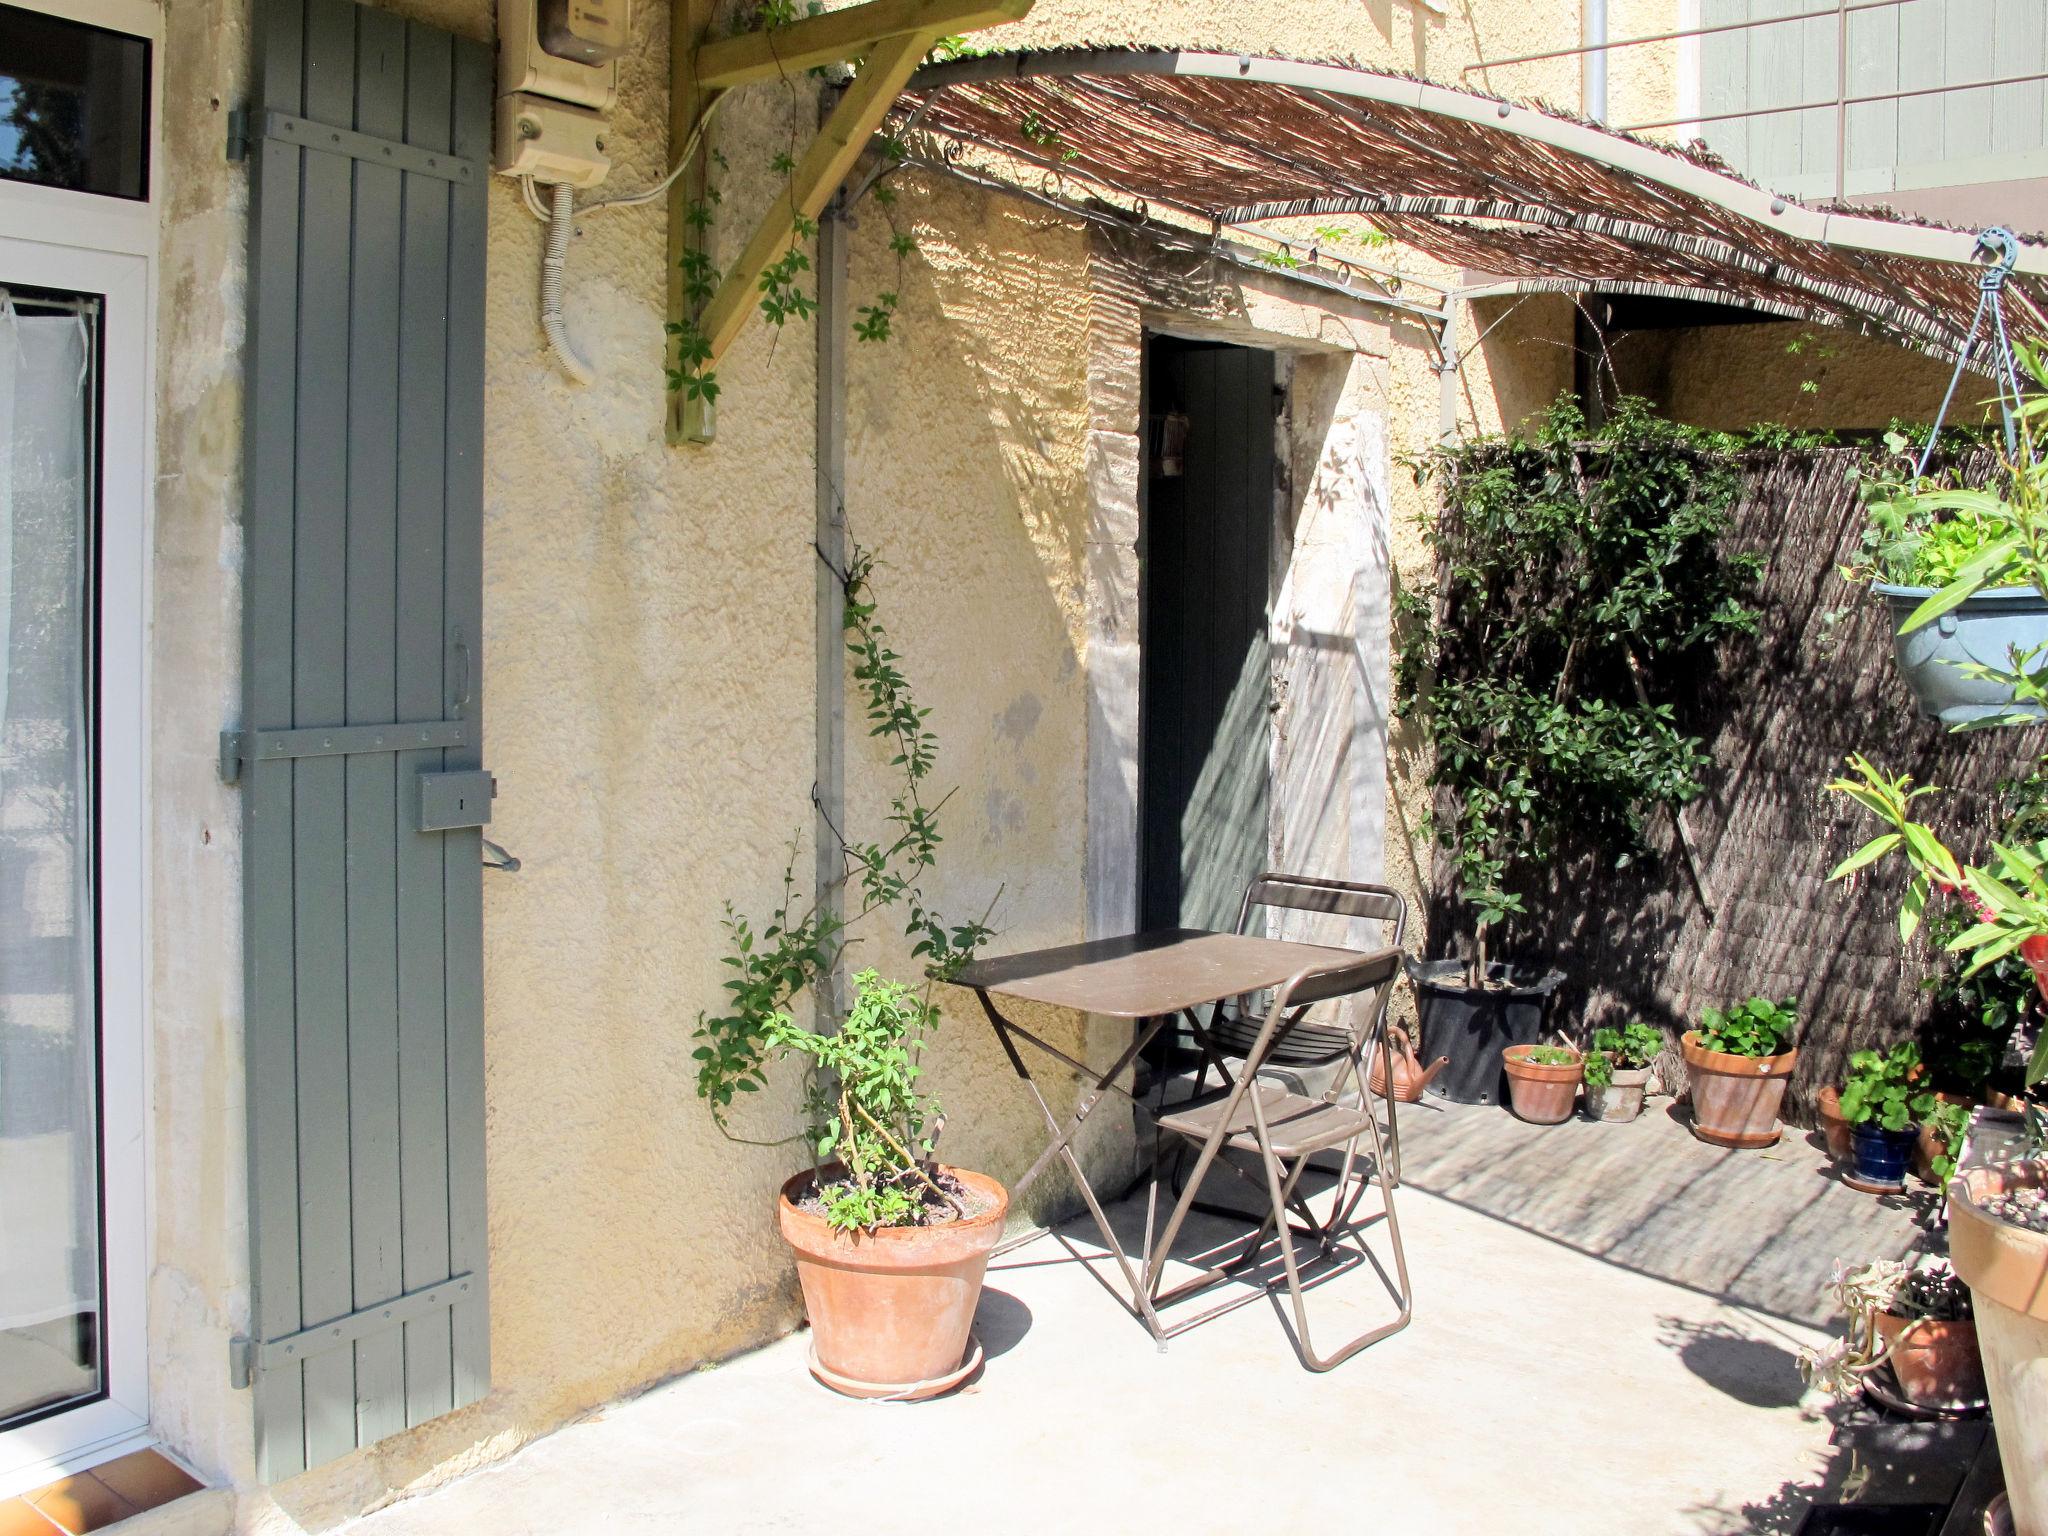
[{"x1": 1138, "y1": 334, "x2": 1277, "y2": 941}]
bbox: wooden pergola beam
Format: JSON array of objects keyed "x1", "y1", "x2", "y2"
[
  {"x1": 692, "y1": 25, "x2": 938, "y2": 372},
  {"x1": 695, "y1": 0, "x2": 1032, "y2": 90}
]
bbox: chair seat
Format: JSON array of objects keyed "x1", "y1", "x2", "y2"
[
  {"x1": 1157, "y1": 1082, "x2": 1378, "y2": 1160},
  {"x1": 1204, "y1": 1009, "x2": 1354, "y2": 1068}
]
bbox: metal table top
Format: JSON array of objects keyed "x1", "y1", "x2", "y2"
[{"x1": 947, "y1": 928, "x2": 1400, "y2": 1019}]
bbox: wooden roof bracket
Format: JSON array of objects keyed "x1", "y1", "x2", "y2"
[{"x1": 666, "y1": 0, "x2": 1036, "y2": 444}]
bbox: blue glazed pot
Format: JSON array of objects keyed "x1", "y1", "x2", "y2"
[
  {"x1": 1848, "y1": 1123, "x2": 1917, "y2": 1191},
  {"x1": 1875, "y1": 583, "x2": 2048, "y2": 726}
]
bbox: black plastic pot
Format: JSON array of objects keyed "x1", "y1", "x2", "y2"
[
  {"x1": 1405, "y1": 959, "x2": 1567, "y2": 1106},
  {"x1": 1848, "y1": 1123, "x2": 1917, "y2": 1193}
]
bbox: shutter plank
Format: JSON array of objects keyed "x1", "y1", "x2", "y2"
[
  {"x1": 343, "y1": 0, "x2": 408, "y2": 1448},
  {"x1": 442, "y1": 32, "x2": 493, "y2": 1410},
  {"x1": 394, "y1": 18, "x2": 455, "y2": 1429},
  {"x1": 244, "y1": 0, "x2": 308, "y2": 1484},
  {"x1": 293, "y1": 0, "x2": 364, "y2": 1471}
]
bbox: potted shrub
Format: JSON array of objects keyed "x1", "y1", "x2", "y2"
[
  {"x1": 1682, "y1": 996, "x2": 1799, "y2": 1148},
  {"x1": 689, "y1": 546, "x2": 1002, "y2": 1400},
  {"x1": 1799, "y1": 1256, "x2": 1984, "y2": 1412},
  {"x1": 764, "y1": 969, "x2": 1007, "y2": 1399},
  {"x1": 1844, "y1": 440, "x2": 2048, "y2": 725},
  {"x1": 1397, "y1": 396, "x2": 1760, "y2": 1105},
  {"x1": 1582, "y1": 1020, "x2": 1661, "y2": 1123},
  {"x1": 1837, "y1": 1040, "x2": 1936, "y2": 1194},
  {"x1": 1501, "y1": 1043, "x2": 1583, "y2": 1125}
]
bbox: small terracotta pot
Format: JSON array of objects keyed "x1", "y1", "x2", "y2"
[
  {"x1": 1501, "y1": 1045, "x2": 1583, "y2": 1125},
  {"x1": 1681, "y1": 1032, "x2": 1798, "y2": 1149},
  {"x1": 1816, "y1": 1084, "x2": 1853, "y2": 1163},
  {"x1": 1948, "y1": 1161, "x2": 2048, "y2": 1536},
  {"x1": 1874, "y1": 1311, "x2": 1986, "y2": 1409},
  {"x1": 1583, "y1": 1064, "x2": 1651, "y2": 1123},
  {"x1": 778, "y1": 1165, "x2": 1008, "y2": 1400}
]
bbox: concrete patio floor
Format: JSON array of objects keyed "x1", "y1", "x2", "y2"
[{"x1": 339, "y1": 1099, "x2": 1962, "y2": 1536}]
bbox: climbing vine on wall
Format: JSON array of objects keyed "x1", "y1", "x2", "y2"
[
  {"x1": 664, "y1": 5, "x2": 931, "y2": 405},
  {"x1": 1395, "y1": 395, "x2": 1766, "y2": 981},
  {"x1": 693, "y1": 543, "x2": 996, "y2": 1122}
]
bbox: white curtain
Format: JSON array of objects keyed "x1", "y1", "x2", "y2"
[{"x1": 0, "y1": 295, "x2": 100, "y2": 1423}]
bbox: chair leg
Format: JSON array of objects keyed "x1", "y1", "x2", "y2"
[{"x1": 1252, "y1": 1090, "x2": 1413, "y2": 1372}]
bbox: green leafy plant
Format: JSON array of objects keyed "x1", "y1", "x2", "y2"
[
  {"x1": 1521, "y1": 1045, "x2": 1581, "y2": 1067},
  {"x1": 1695, "y1": 997, "x2": 1797, "y2": 1058},
  {"x1": 1838, "y1": 1040, "x2": 1935, "y2": 1133},
  {"x1": 1584, "y1": 1020, "x2": 1662, "y2": 1088},
  {"x1": 693, "y1": 545, "x2": 995, "y2": 1122},
  {"x1": 1396, "y1": 396, "x2": 1763, "y2": 985},
  {"x1": 1923, "y1": 1097, "x2": 1973, "y2": 1182},
  {"x1": 762, "y1": 969, "x2": 961, "y2": 1231}
]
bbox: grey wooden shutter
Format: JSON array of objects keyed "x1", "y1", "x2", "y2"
[{"x1": 230, "y1": 0, "x2": 491, "y2": 1481}]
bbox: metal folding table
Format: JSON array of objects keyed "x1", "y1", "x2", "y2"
[{"x1": 950, "y1": 928, "x2": 1403, "y2": 1344}]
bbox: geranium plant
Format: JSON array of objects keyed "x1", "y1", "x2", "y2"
[
  {"x1": 1584, "y1": 1020, "x2": 1661, "y2": 1089},
  {"x1": 1695, "y1": 997, "x2": 1797, "y2": 1058},
  {"x1": 1837, "y1": 1040, "x2": 1935, "y2": 1133}
]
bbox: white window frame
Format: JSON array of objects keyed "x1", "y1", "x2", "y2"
[{"x1": 0, "y1": 0, "x2": 160, "y2": 1498}]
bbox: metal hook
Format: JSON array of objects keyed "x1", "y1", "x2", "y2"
[{"x1": 482, "y1": 837, "x2": 520, "y2": 872}]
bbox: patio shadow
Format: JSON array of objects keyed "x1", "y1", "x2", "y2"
[
  {"x1": 974, "y1": 1287, "x2": 1033, "y2": 1359},
  {"x1": 1659, "y1": 1315, "x2": 1809, "y2": 1409}
]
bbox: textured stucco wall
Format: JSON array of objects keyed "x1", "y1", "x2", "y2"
[{"x1": 130, "y1": 0, "x2": 1914, "y2": 1527}]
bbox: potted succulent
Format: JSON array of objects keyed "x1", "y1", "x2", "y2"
[
  {"x1": 1837, "y1": 1040, "x2": 1936, "y2": 1194},
  {"x1": 1501, "y1": 1043, "x2": 1583, "y2": 1125},
  {"x1": 1582, "y1": 1020, "x2": 1661, "y2": 1123},
  {"x1": 1682, "y1": 996, "x2": 1799, "y2": 1148},
  {"x1": 1799, "y1": 1256, "x2": 1984, "y2": 1411},
  {"x1": 1396, "y1": 396, "x2": 1760, "y2": 1106},
  {"x1": 766, "y1": 969, "x2": 1007, "y2": 1399}
]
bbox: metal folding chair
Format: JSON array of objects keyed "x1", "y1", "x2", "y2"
[
  {"x1": 1147, "y1": 943, "x2": 1412, "y2": 1370},
  {"x1": 1187, "y1": 874, "x2": 1410, "y2": 1182}
]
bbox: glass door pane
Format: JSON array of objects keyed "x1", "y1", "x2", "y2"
[{"x1": 0, "y1": 286, "x2": 100, "y2": 1427}]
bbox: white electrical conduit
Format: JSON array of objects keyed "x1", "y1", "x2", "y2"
[
  {"x1": 540, "y1": 179, "x2": 595, "y2": 383},
  {"x1": 524, "y1": 97, "x2": 725, "y2": 383}
]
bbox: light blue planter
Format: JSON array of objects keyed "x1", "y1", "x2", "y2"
[{"x1": 1875, "y1": 582, "x2": 2048, "y2": 725}]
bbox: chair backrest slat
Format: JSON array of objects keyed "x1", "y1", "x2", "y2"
[{"x1": 1239, "y1": 872, "x2": 1406, "y2": 948}]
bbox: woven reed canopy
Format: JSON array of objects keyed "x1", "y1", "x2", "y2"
[{"x1": 899, "y1": 49, "x2": 2048, "y2": 361}]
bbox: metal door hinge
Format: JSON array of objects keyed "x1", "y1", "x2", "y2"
[
  {"x1": 226, "y1": 106, "x2": 251, "y2": 162},
  {"x1": 228, "y1": 1335, "x2": 253, "y2": 1390},
  {"x1": 220, "y1": 718, "x2": 473, "y2": 783}
]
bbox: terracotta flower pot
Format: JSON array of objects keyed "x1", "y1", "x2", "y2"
[
  {"x1": 1816, "y1": 1084, "x2": 1853, "y2": 1163},
  {"x1": 1501, "y1": 1045, "x2": 1583, "y2": 1125},
  {"x1": 1583, "y1": 1064, "x2": 1651, "y2": 1123},
  {"x1": 1874, "y1": 1311, "x2": 1986, "y2": 1410},
  {"x1": 1948, "y1": 1162, "x2": 2048, "y2": 1536},
  {"x1": 777, "y1": 1165, "x2": 1008, "y2": 1400},
  {"x1": 1681, "y1": 1032, "x2": 1798, "y2": 1149}
]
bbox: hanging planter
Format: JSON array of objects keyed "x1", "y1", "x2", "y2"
[{"x1": 1875, "y1": 582, "x2": 2048, "y2": 726}]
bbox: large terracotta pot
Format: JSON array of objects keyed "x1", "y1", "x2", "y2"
[
  {"x1": 1681, "y1": 1032, "x2": 1798, "y2": 1149},
  {"x1": 1949, "y1": 1162, "x2": 2048, "y2": 1536},
  {"x1": 1874, "y1": 1311, "x2": 1987, "y2": 1409},
  {"x1": 1368, "y1": 1023, "x2": 1449, "y2": 1103},
  {"x1": 1501, "y1": 1045, "x2": 1582, "y2": 1125},
  {"x1": 1816, "y1": 1084, "x2": 1853, "y2": 1163},
  {"x1": 778, "y1": 1165, "x2": 1008, "y2": 1400}
]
